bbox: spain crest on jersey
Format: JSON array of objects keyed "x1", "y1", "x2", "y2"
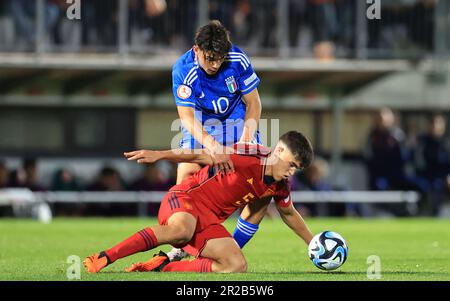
[{"x1": 225, "y1": 76, "x2": 237, "y2": 93}]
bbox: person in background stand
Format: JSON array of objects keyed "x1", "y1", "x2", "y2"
[{"x1": 414, "y1": 114, "x2": 450, "y2": 216}]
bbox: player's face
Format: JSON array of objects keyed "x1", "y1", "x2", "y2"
[
  {"x1": 273, "y1": 147, "x2": 302, "y2": 181},
  {"x1": 194, "y1": 46, "x2": 225, "y2": 75}
]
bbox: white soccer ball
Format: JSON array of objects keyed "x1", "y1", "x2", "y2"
[{"x1": 308, "y1": 231, "x2": 348, "y2": 271}]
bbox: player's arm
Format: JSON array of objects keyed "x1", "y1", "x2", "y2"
[
  {"x1": 124, "y1": 149, "x2": 213, "y2": 165},
  {"x1": 240, "y1": 197, "x2": 271, "y2": 225},
  {"x1": 177, "y1": 106, "x2": 221, "y2": 154},
  {"x1": 240, "y1": 88, "x2": 262, "y2": 143},
  {"x1": 276, "y1": 201, "x2": 313, "y2": 246},
  {"x1": 177, "y1": 106, "x2": 234, "y2": 173}
]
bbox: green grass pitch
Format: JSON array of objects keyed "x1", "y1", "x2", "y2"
[{"x1": 1, "y1": 217, "x2": 449, "y2": 281}]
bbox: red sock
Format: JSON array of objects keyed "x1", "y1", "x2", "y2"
[
  {"x1": 162, "y1": 258, "x2": 213, "y2": 273},
  {"x1": 105, "y1": 228, "x2": 157, "y2": 263}
]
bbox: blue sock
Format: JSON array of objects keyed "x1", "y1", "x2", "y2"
[{"x1": 232, "y1": 216, "x2": 259, "y2": 249}]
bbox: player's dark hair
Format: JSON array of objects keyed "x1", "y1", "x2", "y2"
[
  {"x1": 195, "y1": 20, "x2": 232, "y2": 60},
  {"x1": 279, "y1": 131, "x2": 314, "y2": 169}
]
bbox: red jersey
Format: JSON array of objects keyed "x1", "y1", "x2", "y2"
[{"x1": 169, "y1": 144, "x2": 292, "y2": 223}]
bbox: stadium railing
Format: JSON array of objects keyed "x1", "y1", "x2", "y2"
[{"x1": 0, "y1": 189, "x2": 420, "y2": 221}]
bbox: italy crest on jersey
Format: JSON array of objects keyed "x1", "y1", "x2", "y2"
[{"x1": 225, "y1": 76, "x2": 237, "y2": 93}]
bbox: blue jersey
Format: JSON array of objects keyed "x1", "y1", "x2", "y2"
[{"x1": 172, "y1": 46, "x2": 261, "y2": 149}]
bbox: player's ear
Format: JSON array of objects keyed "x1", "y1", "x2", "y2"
[{"x1": 275, "y1": 145, "x2": 284, "y2": 155}]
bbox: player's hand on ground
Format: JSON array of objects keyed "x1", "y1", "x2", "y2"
[
  {"x1": 209, "y1": 145, "x2": 235, "y2": 174},
  {"x1": 123, "y1": 150, "x2": 161, "y2": 164}
]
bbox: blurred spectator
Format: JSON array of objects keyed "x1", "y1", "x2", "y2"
[
  {"x1": 8, "y1": 158, "x2": 46, "y2": 191},
  {"x1": 23, "y1": 158, "x2": 46, "y2": 191},
  {"x1": 80, "y1": 0, "x2": 95, "y2": 45},
  {"x1": 366, "y1": 0, "x2": 435, "y2": 56},
  {"x1": 414, "y1": 114, "x2": 450, "y2": 216},
  {"x1": 129, "y1": 163, "x2": 172, "y2": 191},
  {"x1": 364, "y1": 107, "x2": 421, "y2": 216},
  {"x1": 81, "y1": 0, "x2": 118, "y2": 47},
  {"x1": 85, "y1": 166, "x2": 131, "y2": 216},
  {"x1": 50, "y1": 168, "x2": 82, "y2": 191},
  {"x1": 92, "y1": 0, "x2": 118, "y2": 46},
  {"x1": 129, "y1": 162, "x2": 174, "y2": 216},
  {"x1": 248, "y1": 0, "x2": 277, "y2": 49},
  {"x1": 0, "y1": 160, "x2": 9, "y2": 188},
  {"x1": 47, "y1": 0, "x2": 79, "y2": 47},
  {"x1": 308, "y1": 0, "x2": 338, "y2": 60},
  {"x1": 165, "y1": 0, "x2": 197, "y2": 49},
  {"x1": 231, "y1": 0, "x2": 253, "y2": 46},
  {"x1": 292, "y1": 157, "x2": 333, "y2": 216},
  {"x1": 0, "y1": 1, "x2": 14, "y2": 49},
  {"x1": 294, "y1": 157, "x2": 332, "y2": 191},
  {"x1": 6, "y1": 0, "x2": 61, "y2": 49},
  {"x1": 87, "y1": 166, "x2": 125, "y2": 191},
  {"x1": 145, "y1": 0, "x2": 167, "y2": 18},
  {"x1": 287, "y1": 0, "x2": 354, "y2": 56},
  {"x1": 364, "y1": 107, "x2": 409, "y2": 191},
  {"x1": 292, "y1": 156, "x2": 365, "y2": 217},
  {"x1": 50, "y1": 167, "x2": 84, "y2": 216},
  {"x1": 209, "y1": 0, "x2": 234, "y2": 31},
  {"x1": 367, "y1": 1, "x2": 397, "y2": 51},
  {"x1": 1, "y1": 0, "x2": 439, "y2": 58},
  {"x1": 288, "y1": 0, "x2": 308, "y2": 48},
  {"x1": 335, "y1": 0, "x2": 355, "y2": 55},
  {"x1": 128, "y1": 0, "x2": 169, "y2": 46},
  {"x1": 6, "y1": 0, "x2": 35, "y2": 47},
  {"x1": 409, "y1": 0, "x2": 436, "y2": 51}
]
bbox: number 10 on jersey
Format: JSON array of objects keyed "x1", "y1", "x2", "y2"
[{"x1": 212, "y1": 97, "x2": 230, "y2": 114}]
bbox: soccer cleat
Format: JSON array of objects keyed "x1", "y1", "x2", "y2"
[
  {"x1": 125, "y1": 251, "x2": 170, "y2": 272},
  {"x1": 83, "y1": 251, "x2": 110, "y2": 273},
  {"x1": 166, "y1": 247, "x2": 189, "y2": 261}
]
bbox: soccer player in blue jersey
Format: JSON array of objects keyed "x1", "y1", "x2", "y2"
[{"x1": 167, "y1": 20, "x2": 263, "y2": 261}]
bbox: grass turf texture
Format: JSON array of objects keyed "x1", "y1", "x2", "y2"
[{"x1": 1, "y1": 217, "x2": 449, "y2": 281}]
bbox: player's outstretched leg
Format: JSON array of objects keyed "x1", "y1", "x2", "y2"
[
  {"x1": 83, "y1": 252, "x2": 111, "y2": 274},
  {"x1": 126, "y1": 237, "x2": 246, "y2": 273},
  {"x1": 125, "y1": 250, "x2": 171, "y2": 272},
  {"x1": 83, "y1": 227, "x2": 159, "y2": 273},
  {"x1": 165, "y1": 237, "x2": 246, "y2": 273},
  {"x1": 83, "y1": 212, "x2": 196, "y2": 273},
  {"x1": 125, "y1": 250, "x2": 213, "y2": 273}
]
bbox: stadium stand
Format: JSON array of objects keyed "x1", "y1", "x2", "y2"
[{"x1": 1, "y1": 0, "x2": 449, "y2": 218}]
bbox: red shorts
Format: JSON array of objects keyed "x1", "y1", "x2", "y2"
[{"x1": 158, "y1": 191, "x2": 232, "y2": 257}]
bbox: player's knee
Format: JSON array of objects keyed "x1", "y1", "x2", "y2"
[
  {"x1": 229, "y1": 256, "x2": 247, "y2": 273},
  {"x1": 171, "y1": 227, "x2": 193, "y2": 245},
  {"x1": 222, "y1": 254, "x2": 247, "y2": 273},
  {"x1": 233, "y1": 258, "x2": 247, "y2": 273}
]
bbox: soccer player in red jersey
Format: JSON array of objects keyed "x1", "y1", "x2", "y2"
[{"x1": 83, "y1": 131, "x2": 314, "y2": 273}]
